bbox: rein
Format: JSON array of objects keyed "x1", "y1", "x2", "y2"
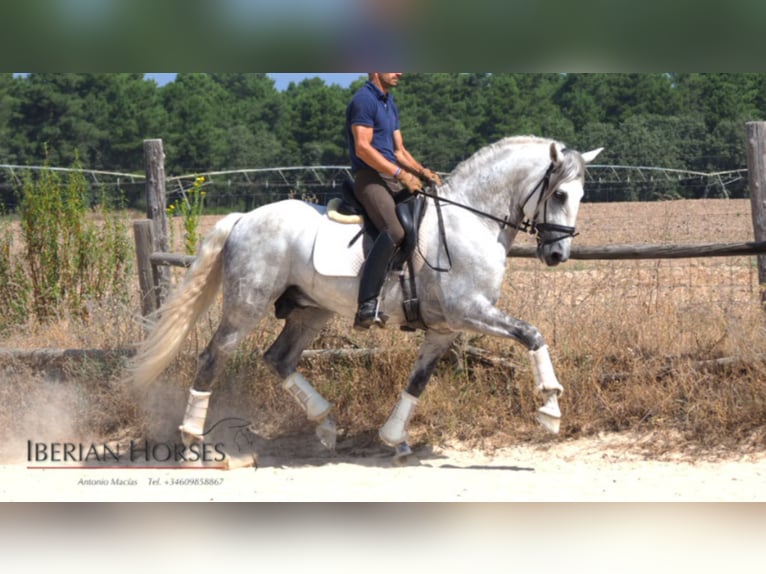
[
  {"x1": 417, "y1": 187, "x2": 532, "y2": 233},
  {"x1": 417, "y1": 162, "x2": 577, "y2": 247}
]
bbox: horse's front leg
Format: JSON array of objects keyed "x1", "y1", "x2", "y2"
[
  {"x1": 451, "y1": 300, "x2": 564, "y2": 434},
  {"x1": 380, "y1": 330, "x2": 459, "y2": 460}
]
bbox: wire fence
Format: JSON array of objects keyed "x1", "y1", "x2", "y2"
[
  {"x1": 2, "y1": 163, "x2": 760, "y2": 320},
  {"x1": 0, "y1": 164, "x2": 750, "y2": 213},
  {"x1": 506, "y1": 198, "x2": 760, "y2": 330}
]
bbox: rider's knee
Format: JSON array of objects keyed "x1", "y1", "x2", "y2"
[{"x1": 385, "y1": 225, "x2": 405, "y2": 246}]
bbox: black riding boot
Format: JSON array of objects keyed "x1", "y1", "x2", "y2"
[{"x1": 354, "y1": 231, "x2": 397, "y2": 330}]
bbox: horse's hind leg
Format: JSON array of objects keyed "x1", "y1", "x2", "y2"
[
  {"x1": 380, "y1": 330, "x2": 459, "y2": 460},
  {"x1": 179, "y1": 314, "x2": 257, "y2": 446},
  {"x1": 263, "y1": 306, "x2": 337, "y2": 449}
]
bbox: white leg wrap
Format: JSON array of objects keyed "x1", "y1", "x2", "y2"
[
  {"x1": 529, "y1": 345, "x2": 564, "y2": 396},
  {"x1": 179, "y1": 389, "x2": 211, "y2": 439},
  {"x1": 282, "y1": 372, "x2": 331, "y2": 421},
  {"x1": 530, "y1": 346, "x2": 563, "y2": 434},
  {"x1": 379, "y1": 391, "x2": 419, "y2": 446}
]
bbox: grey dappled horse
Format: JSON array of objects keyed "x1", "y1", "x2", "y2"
[{"x1": 129, "y1": 136, "x2": 602, "y2": 460}]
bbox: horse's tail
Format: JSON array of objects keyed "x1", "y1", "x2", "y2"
[{"x1": 130, "y1": 212, "x2": 243, "y2": 387}]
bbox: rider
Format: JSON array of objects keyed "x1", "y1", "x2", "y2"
[{"x1": 346, "y1": 72, "x2": 442, "y2": 329}]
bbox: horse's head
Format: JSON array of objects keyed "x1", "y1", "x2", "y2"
[{"x1": 525, "y1": 142, "x2": 602, "y2": 266}]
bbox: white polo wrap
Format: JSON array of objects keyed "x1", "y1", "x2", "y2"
[
  {"x1": 282, "y1": 372, "x2": 332, "y2": 421},
  {"x1": 529, "y1": 345, "x2": 563, "y2": 395},
  {"x1": 179, "y1": 389, "x2": 211, "y2": 438},
  {"x1": 379, "y1": 391, "x2": 419, "y2": 446}
]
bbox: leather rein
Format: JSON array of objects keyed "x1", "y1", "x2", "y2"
[{"x1": 416, "y1": 162, "x2": 578, "y2": 251}]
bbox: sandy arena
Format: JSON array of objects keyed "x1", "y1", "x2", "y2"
[{"x1": 3, "y1": 431, "x2": 765, "y2": 501}]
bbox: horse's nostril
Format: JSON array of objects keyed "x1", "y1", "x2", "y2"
[{"x1": 547, "y1": 250, "x2": 563, "y2": 266}]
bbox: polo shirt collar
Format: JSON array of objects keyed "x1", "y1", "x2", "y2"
[{"x1": 366, "y1": 80, "x2": 390, "y2": 102}]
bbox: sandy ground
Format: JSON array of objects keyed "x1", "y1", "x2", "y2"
[
  {"x1": 3, "y1": 431, "x2": 765, "y2": 502},
  {"x1": 2, "y1": 199, "x2": 764, "y2": 505}
]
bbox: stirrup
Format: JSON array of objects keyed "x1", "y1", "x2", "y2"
[{"x1": 354, "y1": 299, "x2": 386, "y2": 330}]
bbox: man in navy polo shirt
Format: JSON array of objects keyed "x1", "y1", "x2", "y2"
[{"x1": 346, "y1": 72, "x2": 441, "y2": 329}]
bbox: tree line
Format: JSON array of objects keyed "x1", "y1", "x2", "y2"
[{"x1": 2, "y1": 73, "x2": 765, "y2": 205}]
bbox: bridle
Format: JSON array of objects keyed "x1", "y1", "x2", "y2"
[
  {"x1": 417, "y1": 161, "x2": 579, "y2": 250},
  {"x1": 523, "y1": 163, "x2": 580, "y2": 248}
]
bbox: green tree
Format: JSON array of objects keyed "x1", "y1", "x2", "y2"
[
  {"x1": 161, "y1": 73, "x2": 231, "y2": 173},
  {"x1": 555, "y1": 73, "x2": 679, "y2": 129},
  {"x1": 511, "y1": 74, "x2": 573, "y2": 142},
  {"x1": 473, "y1": 74, "x2": 526, "y2": 145},
  {"x1": 395, "y1": 73, "x2": 485, "y2": 171},
  {"x1": 0, "y1": 74, "x2": 16, "y2": 164},
  {"x1": 4, "y1": 72, "x2": 766, "y2": 208},
  {"x1": 675, "y1": 73, "x2": 759, "y2": 130},
  {"x1": 10, "y1": 74, "x2": 99, "y2": 167},
  {"x1": 209, "y1": 73, "x2": 289, "y2": 167},
  {"x1": 97, "y1": 74, "x2": 166, "y2": 171},
  {"x1": 282, "y1": 77, "x2": 347, "y2": 165},
  {"x1": 8, "y1": 73, "x2": 164, "y2": 171}
]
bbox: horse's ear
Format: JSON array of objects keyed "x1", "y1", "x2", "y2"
[
  {"x1": 581, "y1": 147, "x2": 604, "y2": 164},
  {"x1": 549, "y1": 142, "x2": 565, "y2": 164}
]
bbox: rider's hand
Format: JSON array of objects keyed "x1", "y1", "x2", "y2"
[
  {"x1": 397, "y1": 171, "x2": 422, "y2": 194},
  {"x1": 420, "y1": 167, "x2": 442, "y2": 186}
]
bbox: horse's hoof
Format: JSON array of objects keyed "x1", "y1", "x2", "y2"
[
  {"x1": 392, "y1": 442, "x2": 419, "y2": 466},
  {"x1": 537, "y1": 391, "x2": 561, "y2": 434},
  {"x1": 179, "y1": 427, "x2": 204, "y2": 448},
  {"x1": 536, "y1": 409, "x2": 561, "y2": 434},
  {"x1": 224, "y1": 452, "x2": 258, "y2": 470},
  {"x1": 315, "y1": 416, "x2": 337, "y2": 451}
]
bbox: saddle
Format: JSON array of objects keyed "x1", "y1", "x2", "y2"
[
  {"x1": 331, "y1": 179, "x2": 425, "y2": 266},
  {"x1": 332, "y1": 179, "x2": 427, "y2": 330}
]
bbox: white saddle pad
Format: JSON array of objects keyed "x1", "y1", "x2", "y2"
[{"x1": 312, "y1": 214, "x2": 366, "y2": 277}]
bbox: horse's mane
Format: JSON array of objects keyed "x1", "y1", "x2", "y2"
[{"x1": 448, "y1": 135, "x2": 560, "y2": 181}]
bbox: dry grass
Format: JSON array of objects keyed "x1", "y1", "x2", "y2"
[{"x1": 2, "y1": 198, "x2": 766, "y2": 457}]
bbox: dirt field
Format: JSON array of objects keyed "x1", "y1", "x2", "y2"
[
  {"x1": 2, "y1": 198, "x2": 766, "y2": 502},
  {"x1": 4, "y1": 430, "x2": 765, "y2": 501}
]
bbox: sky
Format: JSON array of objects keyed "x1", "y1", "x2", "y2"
[{"x1": 143, "y1": 73, "x2": 364, "y2": 91}]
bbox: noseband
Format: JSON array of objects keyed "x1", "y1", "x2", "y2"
[{"x1": 518, "y1": 163, "x2": 578, "y2": 248}]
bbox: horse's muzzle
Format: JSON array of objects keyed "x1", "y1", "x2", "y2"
[
  {"x1": 537, "y1": 241, "x2": 569, "y2": 266},
  {"x1": 535, "y1": 223, "x2": 576, "y2": 266}
]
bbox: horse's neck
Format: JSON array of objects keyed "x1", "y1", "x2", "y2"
[{"x1": 443, "y1": 150, "x2": 547, "y2": 229}]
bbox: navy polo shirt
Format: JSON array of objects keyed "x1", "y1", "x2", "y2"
[{"x1": 346, "y1": 80, "x2": 400, "y2": 172}]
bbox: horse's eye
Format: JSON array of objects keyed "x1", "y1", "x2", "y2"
[{"x1": 553, "y1": 189, "x2": 567, "y2": 201}]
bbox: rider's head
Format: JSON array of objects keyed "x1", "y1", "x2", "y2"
[{"x1": 369, "y1": 73, "x2": 403, "y2": 93}]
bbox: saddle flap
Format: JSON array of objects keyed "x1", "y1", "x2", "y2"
[
  {"x1": 312, "y1": 214, "x2": 366, "y2": 277},
  {"x1": 392, "y1": 194, "x2": 426, "y2": 270},
  {"x1": 313, "y1": 185, "x2": 425, "y2": 278}
]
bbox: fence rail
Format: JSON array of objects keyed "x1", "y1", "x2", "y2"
[{"x1": 508, "y1": 241, "x2": 766, "y2": 260}]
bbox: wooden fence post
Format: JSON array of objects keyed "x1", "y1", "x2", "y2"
[
  {"x1": 143, "y1": 138, "x2": 171, "y2": 304},
  {"x1": 747, "y1": 122, "x2": 766, "y2": 304},
  {"x1": 133, "y1": 219, "x2": 159, "y2": 317}
]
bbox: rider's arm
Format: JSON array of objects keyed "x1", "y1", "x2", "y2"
[
  {"x1": 394, "y1": 131, "x2": 441, "y2": 185},
  {"x1": 392, "y1": 130, "x2": 425, "y2": 176},
  {"x1": 352, "y1": 124, "x2": 400, "y2": 177},
  {"x1": 352, "y1": 124, "x2": 423, "y2": 193}
]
